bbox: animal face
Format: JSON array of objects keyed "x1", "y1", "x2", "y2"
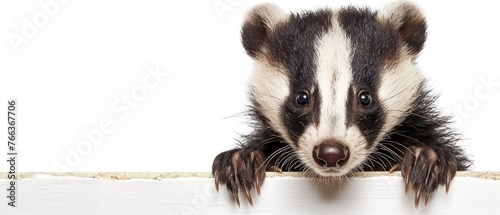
[{"x1": 244, "y1": 2, "x2": 426, "y2": 177}]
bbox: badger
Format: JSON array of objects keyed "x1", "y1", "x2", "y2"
[{"x1": 212, "y1": 1, "x2": 471, "y2": 207}]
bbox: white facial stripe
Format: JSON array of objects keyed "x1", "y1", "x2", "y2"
[
  {"x1": 376, "y1": 59, "x2": 422, "y2": 142},
  {"x1": 315, "y1": 16, "x2": 352, "y2": 140},
  {"x1": 294, "y1": 15, "x2": 373, "y2": 176},
  {"x1": 250, "y1": 60, "x2": 293, "y2": 144}
]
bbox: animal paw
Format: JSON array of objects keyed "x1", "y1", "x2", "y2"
[
  {"x1": 401, "y1": 146, "x2": 457, "y2": 207},
  {"x1": 212, "y1": 149, "x2": 266, "y2": 207}
]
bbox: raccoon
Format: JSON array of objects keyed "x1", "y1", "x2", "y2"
[{"x1": 212, "y1": 1, "x2": 471, "y2": 207}]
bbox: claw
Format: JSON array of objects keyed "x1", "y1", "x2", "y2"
[
  {"x1": 402, "y1": 162, "x2": 412, "y2": 195},
  {"x1": 243, "y1": 184, "x2": 253, "y2": 206},
  {"x1": 445, "y1": 159, "x2": 457, "y2": 194},
  {"x1": 254, "y1": 180, "x2": 261, "y2": 196},
  {"x1": 389, "y1": 163, "x2": 400, "y2": 172},
  {"x1": 424, "y1": 191, "x2": 431, "y2": 206},
  {"x1": 414, "y1": 189, "x2": 421, "y2": 207},
  {"x1": 445, "y1": 173, "x2": 451, "y2": 193},
  {"x1": 266, "y1": 165, "x2": 282, "y2": 172},
  {"x1": 405, "y1": 179, "x2": 410, "y2": 195},
  {"x1": 404, "y1": 168, "x2": 411, "y2": 194},
  {"x1": 233, "y1": 193, "x2": 241, "y2": 208},
  {"x1": 214, "y1": 170, "x2": 220, "y2": 192}
]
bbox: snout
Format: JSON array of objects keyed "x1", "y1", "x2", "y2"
[{"x1": 312, "y1": 139, "x2": 350, "y2": 169}]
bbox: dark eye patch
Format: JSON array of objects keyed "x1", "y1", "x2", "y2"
[
  {"x1": 346, "y1": 86, "x2": 385, "y2": 147},
  {"x1": 282, "y1": 87, "x2": 321, "y2": 146}
]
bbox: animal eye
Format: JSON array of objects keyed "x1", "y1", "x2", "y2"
[
  {"x1": 358, "y1": 91, "x2": 372, "y2": 106},
  {"x1": 296, "y1": 91, "x2": 309, "y2": 105}
]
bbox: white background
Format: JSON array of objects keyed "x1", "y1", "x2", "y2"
[{"x1": 0, "y1": 0, "x2": 499, "y2": 172}]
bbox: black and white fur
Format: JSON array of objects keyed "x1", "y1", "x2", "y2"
[{"x1": 212, "y1": 1, "x2": 471, "y2": 207}]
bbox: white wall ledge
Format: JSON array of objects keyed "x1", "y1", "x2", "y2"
[
  {"x1": 2, "y1": 171, "x2": 499, "y2": 179},
  {"x1": 1, "y1": 172, "x2": 499, "y2": 214}
]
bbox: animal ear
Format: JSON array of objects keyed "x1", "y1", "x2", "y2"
[
  {"x1": 377, "y1": 1, "x2": 427, "y2": 55},
  {"x1": 241, "y1": 3, "x2": 287, "y2": 58}
]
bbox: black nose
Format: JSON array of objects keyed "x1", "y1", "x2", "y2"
[{"x1": 313, "y1": 140, "x2": 349, "y2": 168}]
